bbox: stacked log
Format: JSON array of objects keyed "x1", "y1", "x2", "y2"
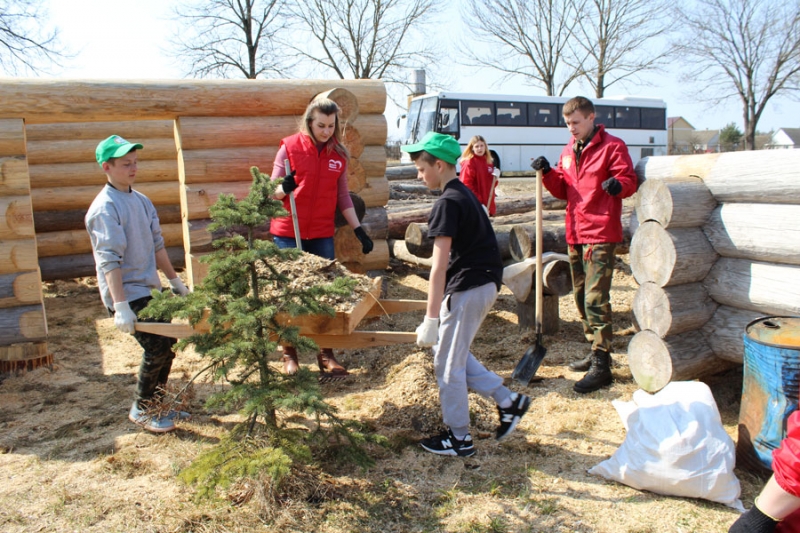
[
  {"x1": 176, "y1": 85, "x2": 389, "y2": 284},
  {"x1": 25, "y1": 120, "x2": 184, "y2": 280},
  {"x1": 0, "y1": 119, "x2": 50, "y2": 371},
  {"x1": 629, "y1": 150, "x2": 800, "y2": 392},
  {"x1": 628, "y1": 176, "x2": 722, "y2": 392}
]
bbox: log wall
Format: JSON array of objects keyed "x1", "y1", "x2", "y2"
[
  {"x1": 629, "y1": 150, "x2": 800, "y2": 391},
  {"x1": 0, "y1": 119, "x2": 49, "y2": 371}
]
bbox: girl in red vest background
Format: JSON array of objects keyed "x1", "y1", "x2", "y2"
[
  {"x1": 270, "y1": 97, "x2": 373, "y2": 380},
  {"x1": 459, "y1": 135, "x2": 499, "y2": 216}
]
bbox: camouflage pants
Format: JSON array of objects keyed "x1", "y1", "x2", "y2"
[
  {"x1": 110, "y1": 295, "x2": 177, "y2": 405},
  {"x1": 568, "y1": 243, "x2": 616, "y2": 353}
]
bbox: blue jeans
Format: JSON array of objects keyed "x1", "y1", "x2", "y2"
[{"x1": 273, "y1": 236, "x2": 335, "y2": 260}]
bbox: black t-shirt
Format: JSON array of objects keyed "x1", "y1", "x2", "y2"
[{"x1": 427, "y1": 179, "x2": 503, "y2": 295}]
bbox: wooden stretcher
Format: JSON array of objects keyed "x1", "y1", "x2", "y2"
[{"x1": 134, "y1": 277, "x2": 426, "y2": 348}]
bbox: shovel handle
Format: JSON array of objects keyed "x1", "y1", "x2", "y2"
[
  {"x1": 535, "y1": 169, "x2": 543, "y2": 335},
  {"x1": 284, "y1": 159, "x2": 302, "y2": 251}
]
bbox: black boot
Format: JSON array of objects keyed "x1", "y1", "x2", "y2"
[
  {"x1": 569, "y1": 353, "x2": 593, "y2": 372},
  {"x1": 573, "y1": 349, "x2": 612, "y2": 393}
]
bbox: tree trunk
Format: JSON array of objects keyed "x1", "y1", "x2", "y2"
[
  {"x1": 39, "y1": 247, "x2": 185, "y2": 282},
  {"x1": 404, "y1": 222, "x2": 521, "y2": 260},
  {"x1": 25, "y1": 119, "x2": 174, "y2": 142},
  {"x1": 630, "y1": 221, "x2": 717, "y2": 287},
  {"x1": 634, "y1": 153, "x2": 720, "y2": 183},
  {"x1": 702, "y1": 150, "x2": 800, "y2": 204},
  {"x1": 701, "y1": 304, "x2": 765, "y2": 364},
  {"x1": 27, "y1": 138, "x2": 177, "y2": 165},
  {"x1": 509, "y1": 222, "x2": 568, "y2": 260},
  {"x1": 359, "y1": 176, "x2": 390, "y2": 208},
  {"x1": 388, "y1": 239, "x2": 432, "y2": 267},
  {"x1": 36, "y1": 222, "x2": 183, "y2": 258},
  {"x1": 32, "y1": 182, "x2": 179, "y2": 212},
  {"x1": 703, "y1": 203, "x2": 800, "y2": 266},
  {"x1": 0, "y1": 341, "x2": 51, "y2": 373},
  {"x1": 632, "y1": 281, "x2": 718, "y2": 338},
  {"x1": 635, "y1": 176, "x2": 717, "y2": 228},
  {"x1": 33, "y1": 204, "x2": 182, "y2": 233},
  {"x1": 337, "y1": 237, "x2": 389, "y2": 274},
  {"x1": 386, "y1": 165, "x2": 418, "y2": 181},
  {"x1": 29, "y1": 160, "x2": 179, "y2": 189},
  {"x1": 703, "y1": 257, "x2": 800, "y2": 317},
  {"x1": 627, "y1": 329, "x2": 735, "y2": 393}
]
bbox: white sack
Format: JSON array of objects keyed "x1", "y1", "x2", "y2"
[{"x1": 588, "y1": 381, "x2": 744, "y2": 510}]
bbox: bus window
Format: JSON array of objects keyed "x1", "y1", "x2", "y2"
[
  {"x1": 404, "y1": 98, "x2": 422, "y2": 143},
  {"x1": 641, "y1": 147, "x2": 655, "y2": 158},
  {"x1": 461, "y1": 101, "x2": 495, "y2": 125},
  {"x1": 496, "y1": 102, "x2": 527, "y2": 126},
  {"x1": 529, "y1": 103, "x2": 558, "y2": 126},
  {"x1": 615, "y1": 106, "x2": 640, "y2": 128},
  {"x1": 438, "y1": 101, "x2": 459, "y2": 136},
  {"x1": 641, "y1": 107, "x2": 666, "y2": 129},
  {"x1": 594, "y1": 106, "x2": 615, "y2": 128},
  {"x1": 415, "y1": 97, "x2": 439, "y2": 142}
]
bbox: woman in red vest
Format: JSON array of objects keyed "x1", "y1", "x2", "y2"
[
  {"x1": 459, "y1": 135, "x2": 499, "y2": 216},
  {"x1": 270, "y1": 98, "x2": 373, "y2": 379}
]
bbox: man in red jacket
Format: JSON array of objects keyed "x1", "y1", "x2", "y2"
[{"x1": 531, "y1": 96, "x2": 637, "y2": 393}]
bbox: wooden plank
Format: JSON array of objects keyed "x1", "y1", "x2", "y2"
[
  {"x1": 29, "y1": 159, "x2": 178, "y2": 188},
  {"x1": 25, "y1": 120, "x2": 175, "y2": 142},
  {"x1": 27, "y1": 137, "x2": 177, "y2": 165},
  {"x1": 183, "y1": 181, "x2": 253, "y2": 220},
  {"x1": 39, "y1": 246, "x2": 184, "y2": 281},
  {"x1": 178, "y1": 147, "x2": 277, "y2": 185},
  {"x1": 34, "y1": 203, "x2": 181, "y2": 234},
  {"x1": 0, "y1": 239, "x2": 39, "y2": 274},
  {"x1": 31, "y1": 181, "x2": 179, "y2": 212},
  {"x1": 0, "y1": 270, "x2": 43, "y2": 309},
  {"x1": 0, "y1": 79, "x2": 387, "y2": 123},
  {"x1": 363, "y1": 299, "x2": 427, "y2": 318},
  {"x1": 36, "y1": 222, "x2": 184, "y2": 258},
  {"x1": 0, "y1": 195, "x2": 35, "y2": 240}
]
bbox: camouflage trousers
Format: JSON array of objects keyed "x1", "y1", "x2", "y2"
[
  {"x1": 110, "y1": 295, "x2": 177, "y2": 405},
  {"x1": 567, "y1": 243, "x2": 616, "y2": 353}
]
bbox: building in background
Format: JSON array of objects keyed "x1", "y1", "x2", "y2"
[
  {"x1": 667, "y1": 117, "x2": 695, "y2": 154},
  {"x1": 767, "y1": 128, "x2": 800, "y2": 149}
]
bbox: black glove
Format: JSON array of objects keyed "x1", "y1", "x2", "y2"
[
  {"x1": 281, "y1": 170, "x2": 297, "y2": 193},
  {"x1": 531, "y1": 156, "x2": 551, "y2": 174},
  {"x1": 354, "y1": 226, "x2": 373, "y2": 254},
  {"x1": 728, "y1": 504, "x2": 778, "y2": 533},
  {"x1": 601, "y1": 177, "x2": 622, "y2": 196}
]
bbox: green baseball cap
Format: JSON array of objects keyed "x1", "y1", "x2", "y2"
[
  {"x1": 401, "y1": 132, "x2": 461, "y2": 165},
  {"x1": 95, "y1": 135, "x2": 143, "y2": 165}
]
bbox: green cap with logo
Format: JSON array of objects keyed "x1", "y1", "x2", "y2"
[
  {"x1": 95, "y1": 135, "x2": 143, "y2": 165},
  {"x1": 401, "y1": 132, "x2": 461, "y2": 165}
]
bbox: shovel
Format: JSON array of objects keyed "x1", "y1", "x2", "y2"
[
  {"x1": 511, "y1": 168, "x2": 547, "y2": 384},
  {"x1": 284, "y1": 159, "x2": 302, "y2": 250}
]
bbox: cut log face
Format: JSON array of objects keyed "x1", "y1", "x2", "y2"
[
  {"x1": 509, "y1": 222, "x2": 567, "y2": 261},
  {"x1": 388, "y1": 239, "x2": 432, "y2": 267},
  {"x1": 630, "y1": 221, "x2": 717, "y2": 287},
  {"x1": 0, "y1": 239, "x2": 39, "y2": 274},
  {"x1": 627, "y1": 329, "x2": 729, "y2": 392},
  {"x1": 701, "y1": 305, "x2": 766, "y2": 364},
  {"x1": 703, "y1": 257, "x2": 800, "y2": 317},
  {"x1": 1, "y1": 157, "x2": 32, "y2": 195},
  {"x1": 0, "y1": 196, "x2": 35, "y2": 240},
  {"x1": 0, "y1": 303, "x2": 47, "y2": 344},
  {"x1": 635, "y1": 177, "x2": 716, "y2": 228},
  {"x1": 632, "y1": 281, "x2": 717, "y2": 338},
  {"x1": 703, "y1": 203, "x2": 800, "y2": 266}
]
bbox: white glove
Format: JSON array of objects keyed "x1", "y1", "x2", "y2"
[
  {"x1": 492, "y1": 168, "x2": 501, "y2": 179},
  {"x1": 416, "y1": 316, "x2": 439, "y2": 347},
  {"x1": 113, "y1": 301, "x2": 137, "y2": 334},
  {"x1": 168, "y1": 277, "x2": 190, "y2": 296}
]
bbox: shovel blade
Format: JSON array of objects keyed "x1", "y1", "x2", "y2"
[{"x1": 511, "y1": 343, "x2": 547, "y2": 385}]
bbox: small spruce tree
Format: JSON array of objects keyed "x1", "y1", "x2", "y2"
[{"x1": 141, "y1": 166, "x2": 382, "y2": 500}]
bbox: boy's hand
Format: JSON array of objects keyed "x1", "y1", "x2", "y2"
[
  {"x1": 281, "y1": 171, "x2": 297, "y2": 193},
  {"x1": 169, "y1": 277, "x2": 190, "y2": 296},
  {"x1": 113, "y1": 301, "x2": 137, "y2": 334},
  {"x1": 354, "y1": 226, "x2": 374, "y2": 254},
  {"x1": 416, "y1": 316, "x2": 439, "y2": 347},
  {"x1": 531, "y1": 156, "x2": 551, "y2": 174},
  {"x1": 601, "y1": 177, "x2": 622, "y2": 196}
]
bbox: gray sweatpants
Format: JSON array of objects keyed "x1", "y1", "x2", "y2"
[{"x1": 433, "y1": 282, "x2": 512, "y2": 436}]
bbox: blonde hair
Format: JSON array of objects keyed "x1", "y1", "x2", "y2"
[
  {"x1": 300, "y1": 97, "x2": 350, "y2": 161},
  {"x1": 462, "y1": 135, "x2": 493, "y2": 165}
]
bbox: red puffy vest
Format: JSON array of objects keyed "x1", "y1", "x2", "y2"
[{"x1": 270, "y1": 132, "x2": 346, "y2": 240}]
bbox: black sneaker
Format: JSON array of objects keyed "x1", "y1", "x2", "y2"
[
  {"x1": 496, "y1": 392, "x2": 531, "y2": 441},
  {"x1": 419, "y1": 429, "x2": 476, "y2": 457}
]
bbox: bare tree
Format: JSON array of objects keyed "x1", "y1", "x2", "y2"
[
  {"x1": 285, "y1": 0, "x2": 441, "y2": 83},
  {"x1": 569, "y1": 0, "x2": 674, "y2": 98},
  {"x1": 459, "y1": 0, "x2": 584, "y2": 96},
  {"x1": 678, "y1": 0, "x2": 800, "y2": 150},
  {"x1": 171, "y1": 0, "x2": 291, "y2": 79},
  {"x1": 0, "y1": 0, "x2": 63, "y2": 75}
]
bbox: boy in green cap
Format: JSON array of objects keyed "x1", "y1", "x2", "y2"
[
  {"x1": 85, "y1": 135, "x2": 190, "y2": 433},
  {"x1": 402, "y1": 132, "x2": 530, "y2": 457}
]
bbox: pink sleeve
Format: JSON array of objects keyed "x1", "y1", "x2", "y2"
[
  {"x1": 336, "y1": 161, "x2": 354, "y2": 210},
  {"x1": 271, "y1": 145, "x2": 289, "y2": 181}
]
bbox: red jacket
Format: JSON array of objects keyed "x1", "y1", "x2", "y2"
[
  {"x1": 773, "y1": 410, "x2": 800, "y2": 531},
  {"x1": 270, "y1": 132, "x2": 346, "y2": 240},
  {"x1": 460, "y1": 156, "x2": 497, "y2": 215},
  {"x1": 542, "y1": 124, "x2": 637, "y2": 244}
]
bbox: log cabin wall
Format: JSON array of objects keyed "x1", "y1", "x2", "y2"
[
  {"x1": 0, "y1": 118, "x2": 50, "y2": 371},
  {"x1": 629, "y1": 150, "x2": 800, "y2": 392},
  {"x1": 0, "y1": 78, "x2": 388, "y2": 357}
]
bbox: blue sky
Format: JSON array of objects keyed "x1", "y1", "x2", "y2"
[{"x1": 42, "y1": 0, "x2": 800, "y2": 136}]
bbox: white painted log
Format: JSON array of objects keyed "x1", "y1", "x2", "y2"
[
  {"x1": 635, "y1": 177, "x2": 716, "y2": 228},
  {"x1": 632, "y1": 281, "x2": 718, "y2": 337},
  {"x1": 635, "y1": 154, "x2": 719, "y2": 182},
  {"x1": 703, "y1": 203, "x2": 800, "y2": 266},
  {"x1": 701, "y1": 304, "x2": 765, "y2": 364},
  {"x1": 703, "y1": 150, "x2": 800, "y2": 204},
  {"x1": 630, "y1": 221, "x2": 718, "y2": 287},
  {"x1": 627, "y1": 329, "x2": 735, "y2": 392},
  {"x1": 703, "y1": 257, "x2": 800, "y2": 316}
]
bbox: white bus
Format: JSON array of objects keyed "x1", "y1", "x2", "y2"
[{"x1": 399, "y1": 92, "x2": 667, "y2": 171}]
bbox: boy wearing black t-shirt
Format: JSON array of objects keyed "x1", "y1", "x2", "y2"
[{"x1": 401, "y1": 132, "x2": 531, "y2": 457}]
